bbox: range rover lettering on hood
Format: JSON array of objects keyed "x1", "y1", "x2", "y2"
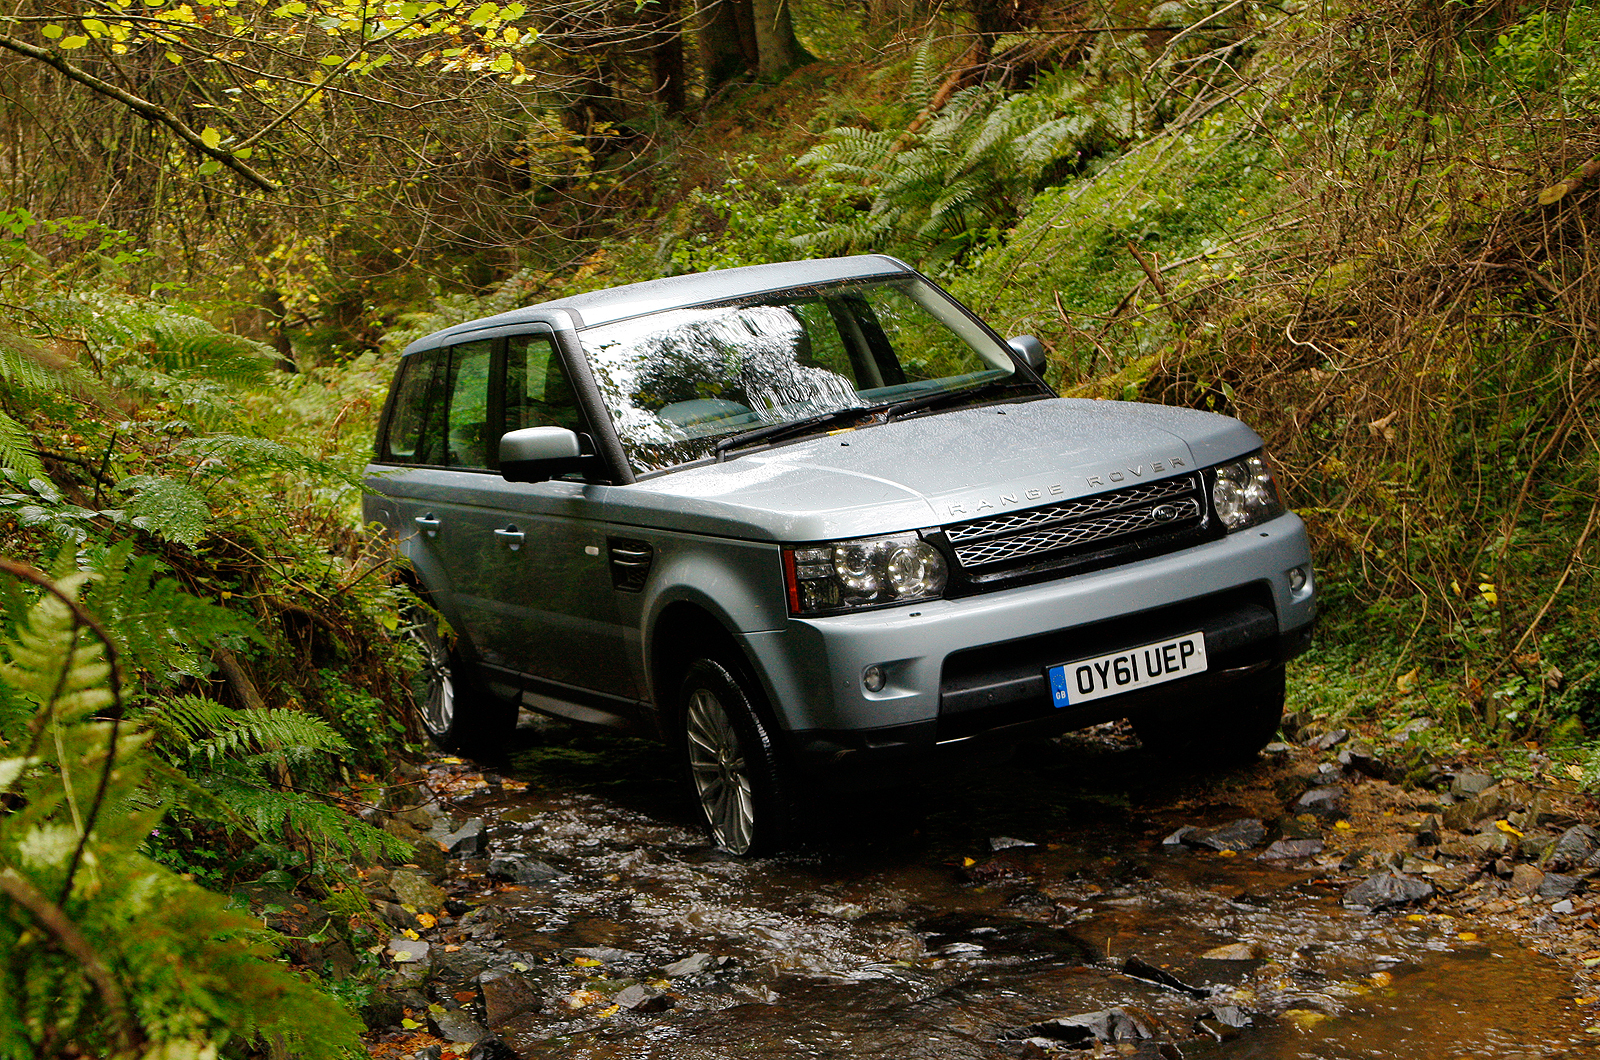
[{"x1": 941, "y1": 456, "x2": 1190, "y2": 519}]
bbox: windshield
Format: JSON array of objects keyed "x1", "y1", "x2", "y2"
[{"x1": 579, "y1": 275, "x2": 1017, "y2": 473}]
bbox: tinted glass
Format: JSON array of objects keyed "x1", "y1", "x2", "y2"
[
  {"x1": 383, "y1": 347, "x2": 445, "y2": 464},
  {"x1": 579, "y1": 276, "x2": 1015, "y2": 474},
  {"x1": 443, "y1": 340, "x2": 494, "y2": 468},
  {"x1": 505, "y1": 334, "x2": 583, "y2": 436}
]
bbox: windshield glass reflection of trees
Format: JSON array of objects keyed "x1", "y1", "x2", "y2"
[{"x1": 580, "y1": 279, "x2": 1014, "y2": 473}]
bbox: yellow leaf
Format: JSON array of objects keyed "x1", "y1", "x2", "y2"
[
  {"x1": 596, "y1": 1004, "x2": 620, "y2": 1017},
  {"x1": 962, "y1": 857, "x2": 976, "y2": 867},
  {"x1": 200, "y1": 126, "x2": 222, "y2": 149},
  {"x1": 1216, "y1": 848, "x2": 1238, "y2": 858},
  {"x1": 42, "y1": 24, "x2": 64, "y2": 38},
  {"x1": 1334, "y1": 820, "x2": 1352, "y2": 831},
  {"x1": 415, "y1": 913, "x2": 437, "y2": 929},
  {"x1": 402, "y1": 928, "x2": 420, "y2": 940},
  {"x1": 1538, "y1": 182, "x2": 1569, "y2": 206},
  {"x1": 1396, "y1": 667, "x2": 1419, "y2": 694},
  {"x1": 1406, "y1": 913, "x2": 1427, "y2": 922},
  {"x1": 1495, "y1": 820, "x2": 1523, "y2": 838},
  {"x1": 573, "y1": 957, "x2": 601, "y2": 967},
  {"x1": 1457, "y1": 932, "x2": 1478, "y2": 941},
  {"x1": 59, "y1": 35, "x2": 90, "y2": 48}
]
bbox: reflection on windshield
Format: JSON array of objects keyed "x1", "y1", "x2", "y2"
[{"x1": 580, "y1": 277, "x2": 1015, "y2": 473}]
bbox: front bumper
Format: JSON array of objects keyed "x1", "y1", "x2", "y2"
[{"x1": 737, "y1": 511, "x2": 1315, "y2": 788}]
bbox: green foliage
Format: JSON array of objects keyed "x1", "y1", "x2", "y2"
[
  {"x1": 668, "y1": 159, "x2": 857, "y2": 274},
  {"x1": 0, "y1": 572, "x2": 364, "y2": 1059}
]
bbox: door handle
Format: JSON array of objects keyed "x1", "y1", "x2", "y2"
[
  {"x1": 414, "y1": 513, "x2": 441, "y2": 534},
  {"x1": 494, "y1": 526, "x2": 525, "y2": 549}
]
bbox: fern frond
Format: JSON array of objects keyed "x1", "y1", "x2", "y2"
[
  {"x1": 117, "y1": 474, "x2": 210, "y2": 546},
  {"x1": 0, "y1": 408, "x2": 44, "y2": 481}
]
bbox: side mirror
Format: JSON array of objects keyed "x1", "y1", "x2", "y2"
[
  {"x1": 499, "y1": 427, "x2": 594, "y2": 483},
  {"x1": 1007, "y1": 335, "x2": 1048, "y2": 374}
]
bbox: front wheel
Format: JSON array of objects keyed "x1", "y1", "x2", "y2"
[
  {"x1": 1131, "y1": 665, "x2": 1285, "y2": 765},
  {"x1": 678, "y1": 658, "x2": 794, "y2": 856},
  {"x1": 402, "y1": 603, "x2": 518, "y2": 756}
]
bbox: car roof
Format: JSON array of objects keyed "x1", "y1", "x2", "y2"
[{"x1": 403, "y1": 254, "x2": 913, "y2": 353}]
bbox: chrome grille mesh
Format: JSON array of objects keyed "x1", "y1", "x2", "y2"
[{"x1": 945, "y1": 474, "x2": 1204, "y2": 569}]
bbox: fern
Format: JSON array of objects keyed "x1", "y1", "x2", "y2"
[
  {"x1": 0, "y1": 411, "x2": 45, "y2": 488},
  {"x1": 0, "y1": 570, "x2": 364, "y2": 1059}
]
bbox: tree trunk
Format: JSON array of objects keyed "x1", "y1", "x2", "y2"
[
  {"x1": 641, "y1": 0, "x2": 686, "y2": 113},
  {"x1": 694, "y1": 0, "x2": 752, "y2": 90},
  {"x1": 750, "y1": 0, "x2": 813, "y2": 82}
]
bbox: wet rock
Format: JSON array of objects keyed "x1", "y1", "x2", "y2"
[
  {"x1": 1466, "y1": 831, "x2": 1515, "y2": 858},
  {"x1": 1005, "y1": 1006, "x2": 1156, "y2": 1046},
  {"x1": 990, "y1": 836, "x2": 1037, "y2": 851},
  {"x1": 412, "y1": 1046, "x2": 442, "y2": 1060},
  {"x1": 1521, "y1": 833, "x2": 1554, "y2": 860},
  {"x1": 466, "y1": 1040, "x2": 519, "y2": 1060},
  {"x1": 1547, "y1": 825, "x2": 1600, "y2": 870},
  {"x1": 1450, "y1": 770, "x2": 1495, "y2": 797},
  {"x1": 1187, "y1": 818, "x2": 1267, "y2": 852},
  {"x1": 376, "y1": 900, "x2": 422, "y2": 931},
  {"x1": 382, "y1": 818, "x2": 448, "y2": 876},
  {"x1": 662, "y1": 952, "x2": 728, "y2": 977},
  {"x1": 1539, "y1": 873, "x2": 1584, "y2": 900},
  {"x1": 1261, "y1": 838, "x2": 1324, "y2": 861},
  {"x1": 1511, "y1": 864, "x2": 1546, "y2": 896},
  {"x1": 1309, "y1": 729, "x2": 1349, "y2": 751},
  {"x1": 1412, "y1": 815, "x2": 1441, "y2": 847},
  {"x1": 1122, "y1": 956, "x2": 1208, "y2": 998},
  {"x1": 429, "y1": 1008, "x2": 488, "y2": 1044},
  {"x1": 614, "y1": 983, "x2": 675, "y2": 1013},
  {"x1": 433, "y1": 943, "x2": 503, "y2": 984},
  {"x1": 390, "y1": 868, "x2": 445, "y2": 913},
  {"x1": 1400, "y1": 855, "x2": 1438, "y2": 876},
  {"x1": 1294, "y1": 785, "x2": 1346, "y2": 818},
  {"x1": 564, "y1": 946, "x2": 645, "y2": 967},
  {"x1": 1004, "y1": 888, "x2": 1056, "y2": 910},
  {"x1": 1196, "y1": 1002, "x2": 1252, "y2": 1040},
  {"x1": 441, "y1": 818, "x2": 486, "y2": 858},
  {"x1": 1278, "y1": 814, "x2": 1324, "y2": 839},
  {"x1": 486, "y1": 855, "x2": 562, "y2": 885},
  {"x1": 1200, "y1": 942, "x2": 1264, "y2": 961},
  {"x1": 479, "y1": 972, "x2": 542, "y2": 1028},
  {"x1": 387, "y1": 937, "x2": 431, "y2": 964},
  {"x1": 1552, "y1": 898, "x2": 1576, "y2": 914},
  {"x1": 1162, "y1": 826, "x2": 1200, "y2": 847},
  {"x1": 1343, "y1": 872, "x2": 1434, "y2": 911}
]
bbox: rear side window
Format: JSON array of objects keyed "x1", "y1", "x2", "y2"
[{"x1": 381, "y1": 340, "x2": 494, "y2": 468}]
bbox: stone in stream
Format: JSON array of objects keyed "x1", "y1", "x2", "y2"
[
  {"x1": 466, "y1": 1040, "x2": 520, "y2": 1060},
  {"x1": 1342, "y1": 872, "x2": 1434, "y2": 910},
  {"x1": 614, "y1": 983, "x2": 675, "y2": 1012},
  {"x1": 1511, "y1": 864, "x2": 1546, "y2": 896},
  {"x1": 478, "y1": 971, "x2": 543, "y2": 1027},
  {"x1": 1309, "y1": 728, "x2": 1349, "y2": 751},
  {"x1": 1189, "y1": 818, "x2": 1268, "y2": 852},
  {"x1": 1294, "y1": 785, "x2": 1346, "y2": 818},
  {"x1": 389, "y1": 868, "x2": 445, "y2": 912},
  {"x1": 1450, "y1": 770, "x2": 1495, "y2": 797},
  {"x1": 1261, "y1": 838, "x2": 1324, "y2": 861},
  {"x1": 485, "y1": 854, "x2": 563, "y2": 885},
  {"x1": 1122, "y1": 955, "x2": 1209, "y2": 998},
  {"x1": 662, "y1": 952, "x2": 729, "y2": 977},
  {"x1": 1003, "y1": 1006, "x2": 1157, "y2": 1047},
  {"x1": 1538, "y1": 873, "x2": 1584, "y2": 900},
  {"x1": 440, "y1": 818, "x2": 486, "y2": 857},
  {"x1": 429, "y1": 1008, "x2": 488, "y2": 1044}
]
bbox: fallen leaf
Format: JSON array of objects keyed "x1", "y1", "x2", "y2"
[
  {"x1": 573, "y1": 956, "x2": 602, "y2": 967},
  {"x1": 1334, "y1": 821, "x2": 1352, "y2": 831},
  {"x1": 1396, "y1": 667, "x2": 1419, "y2": 694},
  {"x1": 1538, "y1": 182, "x2": 1570, "y2": 205},
  {"x1": 1495, "y1": 820, "x2": 1523, "y2": 838},
  {"x1": 416, "y1": 913, "x2": 437, "y2": 929},
  {"x1": 1457, "y1": 932, "x2": 1478, "y2": 942},
  {"x1": 962, "y1": 857, "x2": 976, "y2": 867}
]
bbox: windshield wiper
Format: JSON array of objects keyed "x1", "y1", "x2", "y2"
[
  {"x1": 882, "y1": 379, "x2": 1018, "y2": 423},
  {"x1": 713, "y1": 406, "x2": 874, "y2": 461}
]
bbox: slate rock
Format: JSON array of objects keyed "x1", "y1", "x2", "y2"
[
  {"x1": 991, "y1": 836, "x2": 1037, "y2": 851},
  {"x1": 1309, "y1": 728, "x2": 1349, "y2": 751},
  {"x1": 433, "y1": 943, "x2": 502, "y2": 984},
  {"x1": 376, "y1": 900, "x2": 422, "y2": 931},
  {"x1": 1547, "y1": 825, "x2": 1600, "y2": 870},
  {"x1": 1039, "y1": 1007, "x2": 1155, "y2": 1044},
  {"x1": 1294, "y1": 785, "x2": 1346, "y2": 817},
  {"x1": 1122, "y1": 956, "x2": 1207, "y2": 998},
  {"x1": 1162, "y1": 826, "x2": 1200, "y2": 847},
  {"x1": 1412, "y1": 815, "x2": 1441, "y2": 847},
  {"x1": 429, "y1": 1009, "x2": 488, "y2": 1044},
  {"x1": 1450, "y1": 770, "x2": 1495, "y2": 797},
  {"x1": 1262, "y1": 838, "x2": 1324, "y2": 861},
  {"x1": 614, "y1": 983, "x2": 675, "y2": 1013},
  {"x1": 479, "y1": 972, "x2": 542, "y2": 1028},
  {"x1": 387, "y1": 937, "x2": 431, "y2": 964},
  {"x1": 486, "y1": 855, "x2": 563, "y2": 885},
  {"x1": 1442, "y1": 790, "x2": 1513, "y2": 833},
  {"x1": 662, "y1": 952, "x2": 728, "y2": 977},
  {"x1": 564, "y1": 945, "x2": 646, "y2": 968},
  {"x1": 1552, "y1": 898, "x2": 1576, "y2": 914},
  {"x1": 1511, "y1": 864, "x2": 1546, "y2": 896},
  {"x1": 467, "y1": 1040, "x2": 520, "y2": 1060},
  {"x1": 1538, "y1": 873, "x2": 1584, "y2": 900},
  {"x1": 1186, "y1": 818, "x2": 1267, "y2": 852},
  {"x1": 1338, "y1": 741, "x2": 1389, "y2": 779},
  {"x1": 1343, "y1": 872, "x2": 1434, "y2": 910},
  {"x1": 1430, "y1": 866, "x2": 1477, "y2": 894},
  {"x1": 441, "y1": 818, "x2": 486, "y2": 858},
  {"x1": 1200, "y1": 942, "x2": 1264, "y2": 961}
]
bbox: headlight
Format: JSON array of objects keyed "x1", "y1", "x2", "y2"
[
  {"x1": 783, "y1": 533, "x2": 948, "y2": 615},
  {"x1": 1211, "y1": 452, "x2": 1285, "y2": 531}
]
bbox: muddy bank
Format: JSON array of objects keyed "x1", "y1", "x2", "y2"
[{"x1": 361, "y1": 716, "x2": 1600, "y2": 1059}]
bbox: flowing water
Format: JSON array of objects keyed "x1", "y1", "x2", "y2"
[{"x1": 432, "y1": 721, "x2": 1595, "y2": 1059}]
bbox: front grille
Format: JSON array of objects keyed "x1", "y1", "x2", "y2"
[{"x1": 944, "y1": 474, "x2": 1205, "y2": 571}]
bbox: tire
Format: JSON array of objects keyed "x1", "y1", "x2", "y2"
[
  {"x1": 1131, "y1": 664, "x2": 1285, "y2": 765},
  {"x1": 678, "y1": 657, "x2": 794, "y2": 856},
  {"x1": 402, "y1": 603, "x2": 519, "y2": 756}
]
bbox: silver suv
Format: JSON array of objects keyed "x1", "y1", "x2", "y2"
[{"x1": 365, "y1": 256, "x2": 1316, "y2": 853}]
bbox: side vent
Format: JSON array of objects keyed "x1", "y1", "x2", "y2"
[{"x1": 608, "y1": 538, "x2": 654, "y2": 592}]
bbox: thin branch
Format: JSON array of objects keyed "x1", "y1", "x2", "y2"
[{"x1": 0, "y1": 32, "x2": 279, "y2": 193}]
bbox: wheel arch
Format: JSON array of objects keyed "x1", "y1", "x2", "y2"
[{"x1": 648, "y1": 599, "x2": 785, "y2": 746}]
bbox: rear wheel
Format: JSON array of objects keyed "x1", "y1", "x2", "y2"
[
  {"x1": 1131, "y1": 665, "x2": 1285, "y2": 765},
  {"x1": 678, "y1": 657, "x2": 794, "y2": 856},
  {"x1": 402, "y1": 604, "x2": 518, "y2": 756}
]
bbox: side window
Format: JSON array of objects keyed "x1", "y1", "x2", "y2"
[
  {"x1": 382, "y1": 348, "x2": 445, "y2": 464},
  {"x1": 505, "y1": 334, "x2": 583, "y2": 436},
  {"x1": 444, "y1": 340, "x2": 493, "y2": 468}
]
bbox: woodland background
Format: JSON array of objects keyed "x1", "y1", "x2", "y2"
[{"x1": 0, "y1": 0, "x2": 1597, "y2": 1054}]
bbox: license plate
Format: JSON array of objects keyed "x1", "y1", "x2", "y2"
[{"x1": 1048, "y1": 632, "x2": 1208, "y2": 707}]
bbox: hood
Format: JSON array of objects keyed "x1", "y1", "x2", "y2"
[{"x1": 601, "y1": 398, "x2": 1262, "y2": 541}]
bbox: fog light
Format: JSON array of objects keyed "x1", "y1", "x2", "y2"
[
  {"x1": 1288, "y1": 566, "x2": 1307, "y2": 592},
  {"x1": 862, "y1": 665, "x2": 887, "y2": 693}
]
